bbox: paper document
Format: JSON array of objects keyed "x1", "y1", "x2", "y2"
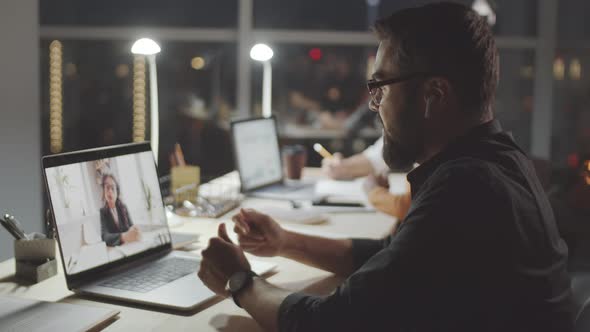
[
  {"x1": 0, "y1": 296, "x2": 119, "y2": 332},
  {"x1": 302, "y1": 205, "x2": 374, "y2": 213},
  {"x1": 281, "y1": 224, "x2": 347, "y2": 239},
  {"x1": 314, "y1": 178, "x2": 368, "y2": 204},
  {"x1": 256, "y1": 206, "x2": 328, "y2": 225},
  {"x1": 388, "y1": 173, "x2": 410, "y2": 195}
]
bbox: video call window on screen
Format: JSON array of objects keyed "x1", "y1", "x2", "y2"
[{"x1": 45, "y1": 151, "x2": 170, "y2": 275}]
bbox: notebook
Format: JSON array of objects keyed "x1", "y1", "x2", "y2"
[{"x1": 0, "y1": 296, "x2": 119, "y2": 332}]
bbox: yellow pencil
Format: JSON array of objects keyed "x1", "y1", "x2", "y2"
[{"x1": 313, "y1": 143, "x2": 333, "y2": 159}]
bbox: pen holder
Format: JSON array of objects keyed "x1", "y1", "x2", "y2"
[{"x1": 14, "y1": 237, "x2": 58, "y2": 283}]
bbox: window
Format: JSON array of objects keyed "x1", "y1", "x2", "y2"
[
  {"x1": 551, "y1": 50, "x2": 590, "y2": 167},
  {"x1": 254, "y1": 0, "x2": 370, "y2": 31},
  {"x1": 40, "y1": 39, "x2": 237, "y2": 179},
  {"x1": 551, "y1": 0, "x2": 590, "y2": 167},
  {"x1": 249, "y1": 44, "x2": 380, "y2": 165},
  {"x1": 251, "y1": 45, "x2": 371, "y2": 122},
  {"x1": 557, "y1": 0, "x2": 590, "y2": 42},
  {"x1": 40, "y1": 0, "x2": 238, "y2": 28},
  {"x1": 494, "y1": 50, "x2": 536, "y2": 153},
  {"x1": 39, "y1": 1, "x2": 547, "y2": 172}
]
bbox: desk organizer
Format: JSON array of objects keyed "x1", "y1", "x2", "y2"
[{"x1": 14, "y1": 237, "x2": 58, "y2": 283}]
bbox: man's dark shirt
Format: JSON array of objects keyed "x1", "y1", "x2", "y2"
[{"x1": 278, "y1": 120, "x2": 573, "y2": 331}]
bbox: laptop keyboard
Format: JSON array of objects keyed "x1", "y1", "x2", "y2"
[{"x1": 99, "y1": 257, "x2": 200, "y2": 293}]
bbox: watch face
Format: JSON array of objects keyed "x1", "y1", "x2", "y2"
[{"x1": 228, "y1": 271, "x2": 249, "y2": 293}]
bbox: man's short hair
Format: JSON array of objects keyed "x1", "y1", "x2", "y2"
[{"x1": 373, "y1": 2, "x2": 499, "y2": 115}]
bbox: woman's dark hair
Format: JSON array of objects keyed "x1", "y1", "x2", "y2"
[{"x1": 373, "y1": 2, "x2": 499, "y2": 116}]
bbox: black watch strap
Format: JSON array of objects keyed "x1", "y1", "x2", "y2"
[{"x1": 230, "y1": 270, "x2": 258, "y2": 308}]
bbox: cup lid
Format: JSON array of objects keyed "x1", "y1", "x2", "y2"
[{"x1": 282, "y1": 144, "x2": 306, "y2": 154}]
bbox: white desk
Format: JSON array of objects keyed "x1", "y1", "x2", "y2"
[{"x1": 0, "y1": 171, "x2": 395, "y2": 331}]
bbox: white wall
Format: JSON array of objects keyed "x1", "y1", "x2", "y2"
[
  {"x1": 0, "y1": 0, "x2": 41, "y2": 260},
  {"x1": 114, "y1": 152, "x2": 166, "y2": 225}
]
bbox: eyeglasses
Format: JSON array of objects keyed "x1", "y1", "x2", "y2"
[{"x1": 367, "y1": 72, "x2": 430, "y2": 106}]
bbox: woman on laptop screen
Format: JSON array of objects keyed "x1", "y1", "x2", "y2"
[{"x1": 100, "y1": 174, "x2": 141, "y2": 246}]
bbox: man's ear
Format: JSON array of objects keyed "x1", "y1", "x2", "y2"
[
  {"x1": 424, "y1": 96, "x2": 433, "y2": 119},
  {"x1": 423, "y1": 77, "x2": 451, "y2": 118},
  {"x1": 425, "y1": 78, "x2": 448, "y2": 100}
]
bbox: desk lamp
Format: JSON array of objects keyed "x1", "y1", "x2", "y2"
[
  {"x1": 250, "y1": 43, "x2": 274, "y2": 118},
  {"x1": 131, "y1": 38, "x2": 161, "y2": 164}
]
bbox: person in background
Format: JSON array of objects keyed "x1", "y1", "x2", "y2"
[
  {"x1": 100, "y1": 174, "x2": 140, "y2": 246},
  {"x1": 286, "y1": 54, "x2": 363, "y2": 130},
  {"x1": 322, "y1": 136, "x2": 387, "y2": 179},
  {"x1": 175, "y1": 94, "x2": 234, "y2": 181},
  {"x1": 198, "y1": 3, "x2": 572, "y2": 331},
  {"x1": 322, "y1": 136, "x2": 412, "y2": 221}
]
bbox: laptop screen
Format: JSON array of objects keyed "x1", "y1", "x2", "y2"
[
  {"x1": 232, "y1": 117, "x2": 283, "y2": 191},
  {"x1": 44, "y1": 147, "x2": 170, "y2": 276}
]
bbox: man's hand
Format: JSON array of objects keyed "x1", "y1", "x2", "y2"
[
  {"x1": 362, "y1": 173, "x2": 389, "y2": 196},
  {"x1": 198, "y1": 223, "x2": 251, "y2": 296},
  {"x1": 122, "y1": 225, "x2": 140, "y2": 243},
  {"x1": 234, "y1": 209, "x2": 355, "y2": 276},
  {"x1": 232, "y1": 209, "x2": 288, "y2": 257}
]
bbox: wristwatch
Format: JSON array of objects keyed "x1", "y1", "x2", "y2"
[{"x1": 226, "y1": 270, "x2": 258, "y2": 308}]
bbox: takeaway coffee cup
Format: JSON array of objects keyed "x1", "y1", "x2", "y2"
[{"x1": 282, "y1": 145, "x2": 307, "y2": 180}]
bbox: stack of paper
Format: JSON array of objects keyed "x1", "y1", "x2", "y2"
[
  {"x1": 256, "y1": 206, "x2": 328, "y2": 225},
  {"x1": 314, "y1": 178, "x2": 368, "y2": 204}
]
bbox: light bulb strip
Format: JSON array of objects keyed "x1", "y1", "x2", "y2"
[
  {"x1": 49, "y1": 40, "x2": 63, "y2": 153},
  {"x1": 132, "y1": 55, "x2": 147, "y2": 142}
]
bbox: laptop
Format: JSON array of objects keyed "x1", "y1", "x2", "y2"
[
  {"x1": 43, "y1": 142, "x2": 275, "y2": 310},
  {"x1": 231, "y1": 117, "x2": 316, "y2": 200}
]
